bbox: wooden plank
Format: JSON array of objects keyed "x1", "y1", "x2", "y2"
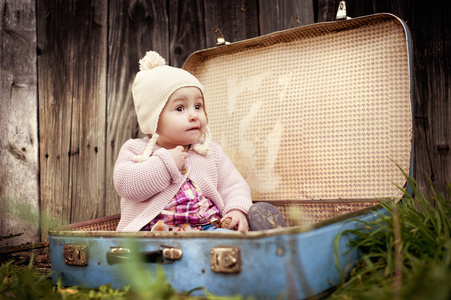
[
  {"x1": 203, "y1": 0, "x2": 259, "y2": 48},
  {"x1": 405, "y1": 1, "x2": 451, "y2": 196},
  {"x1": 68, "y1": 0, "x2": 107, "y2": 225},
  {"x1": 0, "y1": 241, "x2": 49, "y2": 255},
  {"x1": 0, "y1": 0, "x2": 39, "y2": 246},
  {"x1": 168, "y1": 0, "x2": 206, "y2": 67},
  {"x1": 37, "y1": 0, "x2": 72, "y2": 236},
  {"x1": 258, "y1": 0, "x2": 314, "y2": 35},
  {"x1": 105, "y1": 0, "x2": 169, "y2": 216},
  {"x1": 315, "y1": 0, "x2": 339, "y2": 22},
  {"x1": 37, "y1": 0, "x2": 107, "y2": 238}
]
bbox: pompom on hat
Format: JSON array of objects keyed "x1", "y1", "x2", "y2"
[{"x1": 132, "y1": 51, "x2": 211, "y2": 162}]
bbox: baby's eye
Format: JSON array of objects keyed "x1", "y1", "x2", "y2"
[
  {"x1": 175, "y1": 106, "x2": 184, "y2": 112},
  {"x1": 195, "y1": 103, "x2": 202, "y2": 110}
]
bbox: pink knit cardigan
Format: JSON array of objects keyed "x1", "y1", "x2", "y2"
[{"x1": 114, "y1": 137, "x2": 253, "y2": 231}]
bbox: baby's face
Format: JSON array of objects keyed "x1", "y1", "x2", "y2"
[{"x1": 156, "y1": 87, "x2": 207, "y2": 150}]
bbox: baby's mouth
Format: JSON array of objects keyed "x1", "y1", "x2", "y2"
[{"x1": 187, "y1": 126, "x2": 200, "y2": 131}]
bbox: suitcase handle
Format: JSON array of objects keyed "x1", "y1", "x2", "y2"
[{"x1": 106, "y1": 246, "x2": 182, "y2": 265}]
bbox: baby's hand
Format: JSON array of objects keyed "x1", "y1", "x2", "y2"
[
  {"x1": 168, "y1": 146, "x2": 188, "y2": 170},
  {"x1": 221, "y1": 210, "x2": 249, "y2": 233}
]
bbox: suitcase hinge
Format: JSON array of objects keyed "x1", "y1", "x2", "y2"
[
  {"x1": 210, "y1": 247, "x2": 241, "y2": 273},
  {"x1": 215, "y1": 28, "x2": 230, "y2": 46},
  {"x1": 336, "y1": 1, "x2": 351, "y2": 20}
]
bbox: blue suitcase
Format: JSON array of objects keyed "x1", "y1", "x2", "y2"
[{"x1": 49, "y1": 12, "x2": 413, "y2": 299}]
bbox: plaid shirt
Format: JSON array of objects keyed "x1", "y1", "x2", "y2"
[{"x1": 141, "y1": 179, "x2": 220, "y2": 230}]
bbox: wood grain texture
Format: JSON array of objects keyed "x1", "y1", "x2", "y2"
[
  {"x1": 315, "y1": 0, "x2": 337, "y2": 22},
  {"x1": 0, "y1": 0, "x2": 39, "y2": 246},
  {"x1": 68, "y1": 0, "x2": 107, "y2": 225},
  {"x1": 37, "y1": 0, "x2": 73, "y2": 236},
  {"x1": 168, "y1": 0, "x2": 206, "y2": 67},
  {"x1": 406, "y1": 0, "x2": 451, "y2": 196},
  {"x1": 259, "y1": 0, "x2": 314, "y2": 34},
  {"x1": 37, "y1": 0, "x2": 107, "y2": 238},
  {"x1": 106, "y1": 0, "x2": 169, "y2": 215},
  {"x1": 203, "y1": 0, "x2": 259, "y2": 48}
]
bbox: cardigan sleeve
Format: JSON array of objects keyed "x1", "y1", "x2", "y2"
[
  {"x1": 214, "y1": 144, "x2": 253, "y2": 215},
  {"x1": 113, "y1": 139, "x2": 181, "y2": 202}
]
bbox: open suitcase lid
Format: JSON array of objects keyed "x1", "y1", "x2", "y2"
[{"x1": 184, "y1": 13, "x2": 413, "y2": 202}]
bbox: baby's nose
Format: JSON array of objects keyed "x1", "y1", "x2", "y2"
[{"x1": 189, "y1": 110, "x2": 199, "y2": 121}]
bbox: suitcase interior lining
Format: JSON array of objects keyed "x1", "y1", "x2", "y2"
[{"x1": 185, "y1": 14, "x2": 412, "y2": 202}]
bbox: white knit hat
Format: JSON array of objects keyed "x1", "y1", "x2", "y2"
[{"x1": 132, "y1": 51, "x2": 211, "y2": 162}]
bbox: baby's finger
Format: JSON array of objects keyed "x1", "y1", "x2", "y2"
[
  {"x1": 237, "y1": 219, "x2": 248, "y2": 232},
  {"x1": 174, "y1": 145, "x2": 184, "y2": 152},
  {"x1": 228, "y1": 217, "x2": 239, "y2": 230}
]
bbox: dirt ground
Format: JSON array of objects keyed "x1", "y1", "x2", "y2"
[{"x1": 0, "y1": 243, "x2": 52, "y2": 274}]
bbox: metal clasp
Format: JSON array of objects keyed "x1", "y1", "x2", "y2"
[
  {"x1": 109, "y1": 247, "x2": 131, "y2": 254},
  {"x1": 215, "y1": 28, "x2": 230, "y2": 46},
  {"x1": 162, "y1": 246, "x2": 183, "y2": 261},
  {"x1": 64, "y1": 244, "x2": 88, "y2": 266},
  {"x1": 336, "y1": 1, "x2": 351, "y2": 20},
  {"x1": 210, "y1": 247, "x2": 241, "y2": 273}
]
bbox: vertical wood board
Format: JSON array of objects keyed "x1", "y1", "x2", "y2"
[
  {"x1": 169, "y1": 0, "x2": 206, "y2": 67},
  {"x1": 67, "y1": 0, "x2": 107, "y2": 224},
  {"x1": 315, "y1": 0, "x2": 338, "y2": 22},
  {"x1": 37, "y1": 0, "x2": 75, "y2": 236},
  {"x1": 407, "y1": 0, "x2": 451, "y2": 195},
  {"x1": 37, "y1": 0, "x2": 107, "y2": 239},
  {"x1": 203, "y1": 0, "x2": 260, "y2": 48},
  {"x1": 106, "y1": 0, "x2": 170, "y2": 215},
  {"x1": 259, "y1": 0, "x2": 314, "y2": 34},
  {"x1": 0, "y1": 0, "x2": 39, "y2": 245}
]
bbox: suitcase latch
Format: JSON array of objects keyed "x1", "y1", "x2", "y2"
[
  {"x1": 64, "y1": 244, "x2": 88, "y2": 266},
  {"x1": 210, "y1": 247, "x2": 241, "y2": 273},
  {"x1": 162, "y1": 247, "x2": 183, "y2": 260}
]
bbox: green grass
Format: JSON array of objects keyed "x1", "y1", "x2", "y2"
[
  {"x1": 0, "y1": 257, "x2": 242, "y2": 299},
  {"x1": 1, "y1": 257, "x2": 58, "y2": 300},
  {"x1": 329, "y1": 172, "x2": 451, "y2": 300},
  {"x1": 0, "y1": 257, "x2": 130, "y2": 299}
]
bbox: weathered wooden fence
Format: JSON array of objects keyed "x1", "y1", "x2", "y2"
[{"x1": 1, "y1": 0, "x2": 450, "y2": 245}]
